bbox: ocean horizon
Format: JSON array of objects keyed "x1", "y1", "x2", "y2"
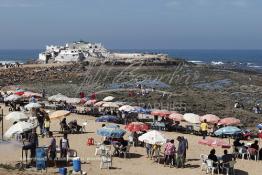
[{"x1": 0, "y1": 49, "x2": 262, "y2": 70}]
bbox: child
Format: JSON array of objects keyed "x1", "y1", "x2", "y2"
[{"x1": 44, "y1": 117, "x2": 51, "y2": 137}]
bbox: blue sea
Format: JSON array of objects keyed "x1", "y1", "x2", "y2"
[{"x1": 0, "y1": 49, "x2": 262, "y2": 71}]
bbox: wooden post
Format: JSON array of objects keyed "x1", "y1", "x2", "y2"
[{"x1": 1, "y1": 109, "x2": 3, "y2": 140}]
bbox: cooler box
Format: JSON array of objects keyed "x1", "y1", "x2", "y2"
[
  {"x1": 72, "y1": 157, "x2": 81, "y2": 172},
  {"x1": 35, "y1": 147, "x2": 47, "y2": 170},
  {"x1": 59, "y1": 167, "x2": 67, "y2": 175}
]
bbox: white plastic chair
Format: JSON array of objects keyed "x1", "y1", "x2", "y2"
[
  {"x1": 82, "y1": 121, "x2": 87, "y2": 132},
  {"x1": 119, "y1": 144, "x2": 131, "y2": 159},
  {"x1": 221, "y1": 161, "x2": 236, "y2": 175},
  {"x1": 100, "y1": 153, "x2": 112, "y2": 169},
  {"x1": 67, "y1": 149, "x2": 78, "y2": 162},
  {"x1": 247, "y1": 148, "x2": 259, "y2": 161},
  {"x1": 238, "y1": 147, "x2": 247, "y2": 160},
  {"x1": 128, "y1": 135, "x2": 134, "y2": 146},
  {"x1": 206, "y1": 159, "x2": 219, "y2": 175},
  {"x1": 200, "y1": 154, "x2": 208, "y2": 171},
  {"x1": 95, "y1": 142, "x2": 102, "y2": 156}
]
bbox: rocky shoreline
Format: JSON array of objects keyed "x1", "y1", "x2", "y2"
[{"x1": 0, "y1": 60, "x2": 261, "y2": 126}]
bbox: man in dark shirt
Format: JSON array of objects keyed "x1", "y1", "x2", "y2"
[
  {"x1": 250, "y1": 140, "x2": 259, "y2": 151},
  {"x1": 208, "y1": 149, "x2": 218, "y2": 163},
  {"x1": 222, "y1": 150, "x2": 235, "y2": 163}
]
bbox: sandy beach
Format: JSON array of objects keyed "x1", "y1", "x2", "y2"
[{"x1": 0, "y1": 103, "x2": 261, "y2": 175}]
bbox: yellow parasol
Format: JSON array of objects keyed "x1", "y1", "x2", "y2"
[{"x1": 49, "y1": 110, "x2": 71, "y2": 120}]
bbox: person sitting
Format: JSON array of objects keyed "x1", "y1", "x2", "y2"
[
  {"x1": 103, "y1": 137, "x2": 111, "y2": 145},
  {"x1": 119, "y1": 139, "x2": 128, "y2": 152},
  {"x1": 222, "y1": 150, "x2": 235, "y2": 163},
  {"x1": 60, "y1": 118, "x2": 69, "y2": 132},
  {"x1": 208, "y1": 149, "x2": 218, "y2": 164},
  {"x1": 233, "y1": 138, "x2": 244, "y2": 152},
  {"x1": 68, "y1": 120, "x2": 80, "y2": 133},
  {"x1": 250, "y1": 140, "x2": 259, "y2": 151}
]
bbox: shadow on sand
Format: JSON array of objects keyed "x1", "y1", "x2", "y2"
[{"x1": 235, "y1": 169, "x2": 249, "y2": 175}]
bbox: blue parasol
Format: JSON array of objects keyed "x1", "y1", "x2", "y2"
[
  {"x1": 95, "y1": 115, "x2": 121, "y2": 123},
  {"x1": 257, "y1": 123, "x2": 262, "y2": 129},
  {"x1": 97, "y1": 126, "x2": 126, "y2": 138},
  {"x1": 214, "y1": 126, "x2": 242, "y2": 136},
  {"x1": 133, "y1": 107, "x2": 151, "y2": 114}
]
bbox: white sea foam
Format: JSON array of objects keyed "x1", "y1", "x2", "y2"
[
  {"x1": 188, "y1": 60, "x2": 204, "y2": 64},
  {"x1": 211, "y1": 61, "x2": 224, "y2": 65},
  {"x1": 0, "y1": 60, "x2": 22, "y2": 65}
]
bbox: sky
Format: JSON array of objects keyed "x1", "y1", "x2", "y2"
[{"x1": 0, "y1": 0, "x2": 262, "y2": 49}]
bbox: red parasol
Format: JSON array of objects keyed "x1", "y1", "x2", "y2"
[
  {"x1": 125, "y1": 122, "x2": 149, "y2": 132},
  {"x1": 218, "y1": 117, "x2": 241, "y2": 126},
  {"x1": 198, "y1": 137, "x2": 231, "y2": 148},
  {"x1": 168, "y1": 113, "x2": 183, "y2": 122},
  {"x1": 151, "y1": 110, "x2": 171, "y2": 117},
  {"x1": 201, "y1": 114, "x2": 220, "y2": 124}
]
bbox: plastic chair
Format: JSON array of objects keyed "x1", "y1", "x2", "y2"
[
  {"x1": 128, "y1": 135, "x2": 134, "y2": 147},
  {"x1": 221, "y1": 161, "x2": 236, "y2": 175},
  {"x1": 238, "y1": 147, "x2": 247, "y2": 160},
  {"x1": 95, "y1": 142, "x2": 102, "y2": 156},
  {"x1": 100, "y1": 153, "x2": 112, "y2": 169},
  {"x1": 82, "y1": 122, "x2": 87, "y2": 132},
  {"x1": 67, "y1": 149, "x2": 78, "y2": 162},
  {"x1": 100, "y1": 144, "x2": 111, "y2": 156},
  {"x1": 200, "y1": 154, "x2": 208, "y2": 171},
  {"x1": 247, "y1": 148, "x2": 259, "y2": 161},
  {"x1": 119, "y1": 144, "x2": 131, "y2": 159},
  {"x1": 206, "y1": 159, "x2": 219, "y2": 175}
]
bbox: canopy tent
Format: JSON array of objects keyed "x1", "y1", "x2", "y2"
[
  {"x1": 183, "y1": 113, "x2": 201, "y2": 124},
  {"x1": 138, "y1": 130, "x2": 166, "y2": 145}
]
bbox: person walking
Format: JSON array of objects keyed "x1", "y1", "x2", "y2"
[
  {"x1": 164, "y1": 139, "x2": 176, "y2": 167},
  {"x1": 60, "y1": 133, "x2": 70, "y2": 159},
  {"x1": 48, "y1": 132, "x2": 57, "y2": 164}
]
